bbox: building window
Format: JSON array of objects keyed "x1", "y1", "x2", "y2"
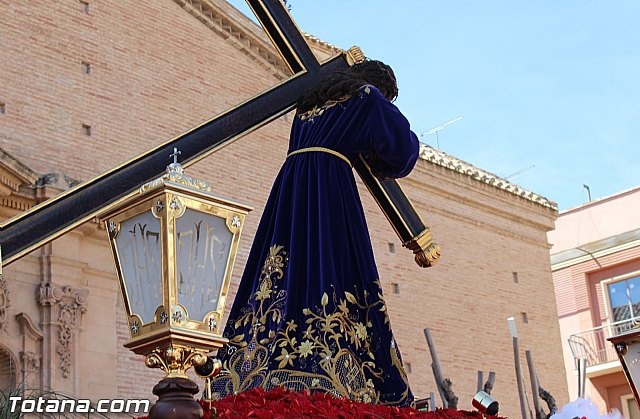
[
  {"x1": 388, "y1": 242, "x2": 395, "y2": 253},
  {"x1": 606, "y1": 274, "x2": 640, "y2": 326},
  {"x1": 521, "y1": 312, "x2": 528, "y2": 324},
  {"x1": 79, "y1": 0, "x2": 90, "y2": 13},
  {"x1": 82, "y1": 124, "x2": 92, "y2": 136},
  {"x1": 82, "y1": 61, "x2": 91, "y2": 74},
  {"x1": 513, "y1": 272, "x2": 519, "y2": 283},
  {"x1": 391, "y1": 283, "x2": 400, "y2": 294},
  {"x1": 0, "y1": 102, "x2": 5, "y2": 114}
]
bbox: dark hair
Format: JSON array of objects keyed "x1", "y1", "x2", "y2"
[{"x1": 296, "y1": 59, "x2": 398, "y2": 114}]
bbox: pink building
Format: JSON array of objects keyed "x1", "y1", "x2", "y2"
[{"x1": 550, "y1": 186, "x2": 640, "y2": 418}]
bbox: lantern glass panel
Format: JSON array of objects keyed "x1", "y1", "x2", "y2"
[
  {"x1": 115, "y1": 210, "x2": 163, "y2": 324},
  {"x1": 175, "y1": 208, "x2": 232, "y2": 321}
]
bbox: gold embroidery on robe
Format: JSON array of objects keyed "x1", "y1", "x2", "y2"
[
  {"x1": 297, "y1": 85, "x2": 373, "y2": 122},
  {"x1": 210, "y1": 245, "x2": 410, "y2": 405}
]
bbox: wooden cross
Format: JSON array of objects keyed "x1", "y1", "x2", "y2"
[{"x1": 0, "y1": 0, "x2": 439, "y2": 268}]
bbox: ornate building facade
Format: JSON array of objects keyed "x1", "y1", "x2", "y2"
[{"x1": 0, "y1": 1, "x2": 567, "y2": 416}]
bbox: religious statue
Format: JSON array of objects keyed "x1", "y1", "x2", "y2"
[{"x1": 210, "y1": 59, "x2": 418, "y2": 406}]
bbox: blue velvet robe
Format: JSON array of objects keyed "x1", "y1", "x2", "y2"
[{"x1": 210, "y1": 85, "x2": 419, "y2": 406}]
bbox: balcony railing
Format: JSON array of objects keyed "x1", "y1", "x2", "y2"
[{"x1": 568, "y1": 317, "x2": 639, "y2": 367}]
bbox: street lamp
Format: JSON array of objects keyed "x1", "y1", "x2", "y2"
[
  {"x1": 101, "y1": 149, "x2": 251, "y2": 419},
  {"x1": 609, "y1": 329, "x2": 640, "y2": 407}
]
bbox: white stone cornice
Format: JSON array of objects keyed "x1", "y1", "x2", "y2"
[{"x1": 418, "y1": 144, "x2": 558, "y2": 210}]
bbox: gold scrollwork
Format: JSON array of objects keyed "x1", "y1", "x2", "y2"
[
  {"x1": 145, "y1": 345, "x2": 208, "y2": 378},
  {"x1": 165, "y1": 172, "x2": 211, "y2": 191},
  {"x1": 141, "y1": 172, "x2": 212, "y2": 194}
]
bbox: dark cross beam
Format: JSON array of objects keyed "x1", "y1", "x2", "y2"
[{"x1": 0, "y1": 0, "x2": 439, "y2": 268}]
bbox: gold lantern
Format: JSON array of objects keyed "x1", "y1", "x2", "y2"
[{"x1": 101, "y1": 150, "x2": 251, "y2": 378}]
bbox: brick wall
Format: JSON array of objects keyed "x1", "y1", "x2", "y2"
[{"x1": 0, "y1": 0, "x2": 568, "y2": 416}]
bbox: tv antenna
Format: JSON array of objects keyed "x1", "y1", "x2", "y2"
[
  {"x1": 420, "y1": 116, "x2": 463, "y2": 149},
  {"x1": 505, "y1": 164, "x2": 535, "y2": 180}
]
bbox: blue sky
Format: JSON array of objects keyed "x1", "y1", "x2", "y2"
[{"x1": 229, "y1": 1, "x2": 640, "y2": 210}]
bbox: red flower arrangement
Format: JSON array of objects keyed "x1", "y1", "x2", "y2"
[{"x1": 137, "y1": 387, "x2": 504, "y2": 419}]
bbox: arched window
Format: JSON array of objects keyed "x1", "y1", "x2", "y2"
[{"x1": 0, "y1": 345, "x2": 17, "y2": 390}]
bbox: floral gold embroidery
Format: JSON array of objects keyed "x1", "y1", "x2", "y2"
[
  {"x1": 297, "y1": 85, "x2": 373, "y2": 122},
  {"x1": 297, "y1": 96, "x2": 351, "y2": 121},
  {"x1": 210, "y1": 245, "x2": 411, "y2": 406}
]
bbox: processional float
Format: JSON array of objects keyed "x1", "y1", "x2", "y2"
[{"x1": 0, "y1": 1, "x2": 440, "y2": 418}]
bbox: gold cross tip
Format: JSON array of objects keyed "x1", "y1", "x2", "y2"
[{"x1": 346, "y1": 46, "x2": 366, "y2": 66}]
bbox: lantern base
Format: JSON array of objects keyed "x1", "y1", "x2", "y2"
[
  {"x1": 149, "y1": 377, "x2": 203, "y2": 419},
  {"x1": 125, "y1": 327, "x2": 227, "y2": 377}
]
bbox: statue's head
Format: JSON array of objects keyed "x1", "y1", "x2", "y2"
[
  {"x1": 296, "y1": 58, "x2": 399, "y2": 114},
  {"x1": 349, "y1": 59, "x2": 398, "y2": 102}
]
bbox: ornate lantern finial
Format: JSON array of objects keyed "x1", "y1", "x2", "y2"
[{"x1": 167, "y1": 147, "x2": 184, "y2": 174}]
